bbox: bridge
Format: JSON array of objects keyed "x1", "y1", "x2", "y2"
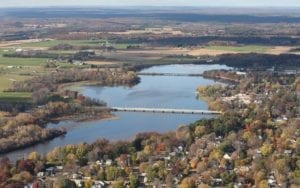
[
  {"x1": 138, "y1": 72, "x2": 204, "y2": 77},
  {"x1": 111, "y1": 107, "x2": 221, "y2": 115}
]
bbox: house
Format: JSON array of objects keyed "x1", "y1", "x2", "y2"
[
  {"x1": 72, "y1": 173, "x2": 81, "y2": 179},
  {"x1": 72, "y1": 179, "x2": 83, "y2": 187},
  {"x1": 84, "y1": 176, "x2": 92, "y2": 180},
  {"x1": 93, "y1": 181, "x2": 105, "y2": 188},
  {"x1": 284, "y1": 150, "x2": 292, "y2": 156},
  {"x1": 46, "y1": 167, "x2": 55, "y2": 176},
  {"x1": 211, "y1": 178, "x2": 223, "y2": 186},
  {"x1": 24, "y1": 184, "x2": 33, "y2": 188},
  {"x1": 63, "y1": 90, "x2": 78, "y2": 99},
  {"x1": 56, "y1": 166, "x2": 64, "y2": 171},
  {"x1": 96, "y1": 160, "x2": 103, "y2": 166},
  {"x1": 268, "y1": 175, "x2": 277, "y2": 187},
  {"x1": 139, "y1": 173, "x2": 148, "y2": 184},
  {"x1": 15, "y1": 48, "x2": 23, "y2": 52},
  {"x1": 223, "y1": 153, "x2": 232, "y2": 160},
  {"x1": 105, "y1": 159, "x2": 113, "y2": 166},
  {"x1": 235, "y1": 166, "x2": 250, "y2": 174},
  {"x1": 37, "y1": 172, "x2": 45, "y2": 178}
]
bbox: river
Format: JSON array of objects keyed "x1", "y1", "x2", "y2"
[{"x1": 2, "y1": 64, "x2": 231, "y2": 160}]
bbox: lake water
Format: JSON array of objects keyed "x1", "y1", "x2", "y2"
[{"x1": 2, "y1": 64, "x2": 230, "y2": 160}]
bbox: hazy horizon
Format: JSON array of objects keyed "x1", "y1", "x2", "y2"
[{"x1": 1, "y1": 0, "x2": 300, "y2": 8}]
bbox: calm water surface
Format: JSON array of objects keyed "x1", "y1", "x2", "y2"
[{"x1": 3, "y1": 64, "x2": 230, "y2": 160}]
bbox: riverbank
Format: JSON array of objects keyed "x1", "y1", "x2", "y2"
[
  {"x1": 1, "y1": 64, "x2": 229, "y2": 159},
  {"x1": 0, "y1": 128, "x2": 66, "y2": 155}
]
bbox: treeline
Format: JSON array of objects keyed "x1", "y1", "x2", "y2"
[
  {"x1": 198, "y1": 72, "x2": 299, "y2": 118},
  {"x1": 49, "y1": 43, "x2": 116, "y2": 51},
  {"x1": 2, "y1": 51, "x2": 66, "y2": 59},
  {"x1": 214, "y1": 53, "x2": 300, "y2": 69},
  {"x1": 0, "y1": 111, "x2": 65, "y2": 154},
  {"x1": 202, "y1": 70, "x2": 244, "y2": 82},
  {"x1": 0, "y1": 125, "x2": 65, "y2": 154},
  {"x1": 0, "y1": 99, "x2": 111, "y2": 154},
  {"x1": 9, "y1": 69, "x2": 139, "y2": 104},
  {"x1": 11, "y1": 69, "x2": 139, "y2": 92},
  {"x1": 150, "y1": 36, "x2": 300, "y2": 46}
]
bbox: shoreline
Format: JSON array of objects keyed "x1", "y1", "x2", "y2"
[
  {"x1": 0, "y1": 115, "x2": 119, "y2": 157},
  {"x1": 0, "y1": 129, "x2": 66, "y2": 155},
  {"x1": 0, "y1": 64, "x2": 227, "y2": 157}
]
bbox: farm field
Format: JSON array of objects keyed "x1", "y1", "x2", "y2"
[
  {"x1": 204, "y1": 45, "x2": 272, "y2": 53},
  {"x1": 0, "y1": 92, "x2": 31, "y2": 103},
  {"x1": 0, "y1": 56, "x2": 48, "y2": 66},
  {"x1": 0, "y1": 74, "x2": 32, "y2": 102},
  {"x1": 16, "y1": 39, "x2": 139, "y2": 50}
]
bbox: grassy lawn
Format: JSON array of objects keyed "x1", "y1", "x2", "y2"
[
  {"x1": 20, "y1": 39, "x2": 140, "y2": 50},
  {"x1": 0, "y1": 56, "x2": 48, "y2": 66},
  {"x1": 0, "y1": 74, "x2": 32, "y2": 91},
  {"x1": 0, "y1": 92, "x2": 31, "y2": 103},
  {"x1": 205, "y1": 45, "x2": 272, "y2": 53}
]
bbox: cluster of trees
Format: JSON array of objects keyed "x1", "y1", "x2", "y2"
[
  {"x1": 151, "y1": 36, "x2": 300, "y2": 47},
  {"x1": 0, "y1": 98, "x2": 111, "y2": 154},
  {"x1": 9, "y1": 69, "x2": 139, "y2": 105},
  {"x1": 191, "y1": 73, "x2": 299, "y2": 187},
  {"x1": 11, "y1": 69, "x2": 138, "y2": 93},
  {"x1": 50, "y1": 43, "x2": 117, "y2": 52},
  {"x1": 0, "y1": 112, "x2": 65, "y2": 154},
  {"x1": 202, "y1": 70, "x2": 244, "y2": 82},
  {"x1": 3, "y1": 51, "x2": 66, "y2": 59},
  {"x1": 198, "y1": 72, "x2": 299, "y2": 118},
  {"x1": 214, "y1": 53, "x2": 300, "y2": 68}
]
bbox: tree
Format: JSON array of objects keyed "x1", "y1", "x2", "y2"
[
  {"x1": 254, "y1": 170, "x2": 267, "y2": 185},
  {"x1": 259, "y1": 180, "x2": 268, "y2": 188},
  {"x1": 32, "y1": 180, "x2": 43, "y2": 188},
  {"x1": 180, "y1": 177, "x2": 196, "y2": 188},
  {"x1": 176, "y1": 126, "x2": 191, "y2": 142},
  {"x1": 275, "y1": 159, "x2": 290, "y2": 175},
  {"x1": 220, "y1": 172, "x2": 236, "y2": 185},
  {"x1": 146, "y1": 166, "x2": 158, "y2": 183},
  {"x1": 53, "y1": 178, "x2": 77, "y2": 188},
  {"x1": 143, "y1": 145, "x2": 154, "y2": 155},
  {"x1": 113, "y1": 178, "x2": 124, "y2": 188},
  {"x1": 260, "y1": 143, "x2": 273, "y2": 156},
  {"x1": 195, "y1": 126, "x2": 206, "y2": 137},
  {"x1": 198, "y1": 184, "x2": 210, "y2": 188},
  {"x1": 165, "y1": 173, "x2": 174, "y2": 188},
  {"x1": 28, "y1": 152, "x2": 41, "y2": 161},
  {"x1": 84, "y1": 179, "x2": 93, "y2": 188},
  {"x1": 106, "y1": 166, "x2": 119, "y2": 181},
  {"x1": 17, "y1": 160, "x2": 35, "y2": 174},
  {"x1": 129, "y1": 173, "x2": 139, "y2": 188}
]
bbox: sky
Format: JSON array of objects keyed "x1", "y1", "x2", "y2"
[{"x1": 0, "y1": 0, "x2": 300, "y2": 7}]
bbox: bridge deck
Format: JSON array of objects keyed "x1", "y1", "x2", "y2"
[
  {"x1": 111, "y1": 107, "x2": 221, "y2": 115},
  {"x1": 138, "y1": 73, "x2": 204, "y2": 77}
]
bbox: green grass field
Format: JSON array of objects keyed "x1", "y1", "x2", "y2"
[
  {"x1": 0, "y1": 92, "x2": 31, "y2": 102},
  {"x1": 0, "y1": 74, "x2": 32, "y2": 91},
  {"x1": 205, "y1": 45, "x2": 272, "y2": 53},
  {"x1": 0, "y1": 56, "x2": 48, "y2": 66},
  {"x1": 20, "y1": 39, "x2": 139, "y2": 50}
]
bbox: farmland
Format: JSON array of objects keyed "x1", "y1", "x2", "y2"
[
  {"x1": 204, "y1": 45, "x2": 272, "y2": 53},
  {"x1": 0, "y1": 92, "x2": 31, "y2": 102}
]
